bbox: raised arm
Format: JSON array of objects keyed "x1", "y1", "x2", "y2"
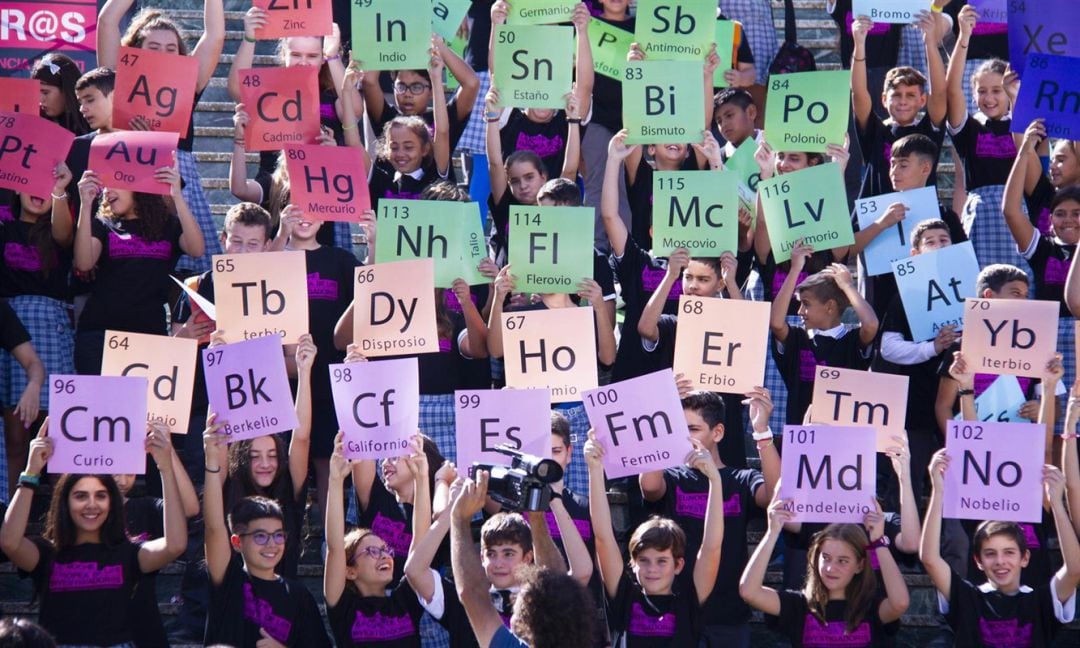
[
  {"x1": 450, "y1": 471, "x2": 504, "y2": 648},
  {"x1": 738, "y1": 493, "x2": 788, "y2": 616},
  {"x1": 430, "y1": 38, "x2": 452, "y2": 177},
  {"x1": 1004, "y1": 120, "x2": 1043, "y2": 252},
  {"x1": 485, "y1": 88, "x2": 509, "y2": 205},
  {"x1": 50, "y1": 163, "x2": 74, "y2": 246},
  {"x1": 227, "y1": 7, "x2": 264, "y2": 101},
  {"x1": 138, "y1": 424, "x2": 187, "y2": 573},
  {"x1": 850, "y1": 16, "x2": 874, "y2": 131},
  {"x1": 560, "y1": 94, "x2": 582, "y2": 181},
  {"x1": 1062, "y1": 385, "x2": 1080, "y2": 534},
  {"x1": 73, "y1": 172, "x2": 104, "y2": 272},
  {"x1": 324, "y1": 432, "x2": 351, "y2": 607},
  {"x1": 548, "y1": 495, "x2": 593, "y2": 585},
  {"x1": 203, "y1": 413, "x2": 233, "y2": 586},
  {"x1": 571, "y1": 3, "x2": 595, "y2": 117},
  {"x1": 887, "y1": 436, "x2": 921, "y2": 554},
  {"x1": 919, "y1": 10, "x2": 948, "y2": 127},
  {"x1": 584, "y1": 431, "x2": 625, "y2": 600},
  {"x1": 438, "y1": 35, "x2": 480, "y2": 123},
  {"x1": 192, "y1": 0, "x2": 226, "y2": 91},
  {"x1": 770, "y1": 243, "x2": 811, "y2": 344},
  {"x1": 826, "y1": 263, "x2": 878, "y2": 346},
  {"x1": 527, "y1": 510, "x2": 567, "y2": 573},
  {"x1": 405, "y1": 513, "x2": 450, "y2": 605},
  {"x1": 600, "y1": 131, "x2": 637, "y2": 257},
  {"x1": 945, "y1": 5, "x2": 976, "y2": 130},
  {"x1": 229, "y1": 104, "x2": 264, "y2": 203},
  {"x1": 0, "y1": 420, "x2": 50, "y2": 572},
  {"x1": 486, "y1": 265, "x2": 514, "y2": 359},
  {"x1": 1039, "y1": 355, "x2": 1064, "y2": 466},
  {"x1": 638, "y1": 249, "x2": 687, "y2": 343},
  {"x1": 161, "y1": 164, "x2": 205, "y2": 259},
  {"x1": 689, "y1": 442, "x2": 724, "y2": 605},
  {"x1": 1046, "y1": 465, "x2": 1080, "y2": 603},
  {"x1": 581, "y1": 279, "x2": 616, "y2": 365},
  {"x1": 919, "y1": 449, "x2": 953, "y2": 601},
  {"x1": 288, "y1": 335, "x2": 316, "y2": 500},
  {"x1": 95, "y1": 0, "x2": 134, "y2": 70},
  {"x1": 748, "y1": 388, "x2": 780, "y2": 508},
  {"x1": 868, "y1": 500, "x2": 910, "y2": 623},
  {"x1": 453, "y1": 279, "x2": 490, "y2": 359}
]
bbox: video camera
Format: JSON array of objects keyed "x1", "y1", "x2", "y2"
[{"x1": 470, "y1": 445, "x2": 563, "y2": 512}]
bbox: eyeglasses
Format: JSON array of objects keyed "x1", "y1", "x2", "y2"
[
  {"x1": 239, "y1": 530, "x2": 287, "y2": 546},
  {"x1": 350, "y1": 545, "x2": 395, "y2": 564},
  {"x1": 394, "y1": 82, "x2": 431, "y2": 96}
]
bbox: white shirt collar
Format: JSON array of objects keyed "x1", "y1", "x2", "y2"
[
  {"x1": 808, "y1": 323, "x2": 847, "y2": 339},
  {"x1": 977, "y1": 582, "x2": 1033, "y2": 595},
  {"x1": 394, "y1": 167, "x2": 425, "y2": 183}
]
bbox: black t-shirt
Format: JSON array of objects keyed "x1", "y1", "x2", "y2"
[
  {"x1": 768, "y1": 589, "x2": 897, "y2": 647},
  {"x1": 652, "y1": 465, "x2": 764, "y2": 625},
  {"x1": 359, "y1": 478, "x2": 420, "y2": 585},
  {"x1": 874, "y1": 296, "x2": 950, "y2": 430},
  {"x1": 829, "y1": 0, "x2": 903, "y2": 70},
  {"x1": 177, "y1": 89, "x2": 205, "y2": 152},
  {"x1": 28, "y1": 538, "x2": 143, "y2": 646},
  {"x1": 591, "y1": 16, "x2": 635, "y2": 132},
  {"x1": 950, "y1": 114, "x2": 1017, "y2": 190},
  {"x1": 433, "y1": 577, "x2": 483, "y2": 648},
  {"x1": 500, "y1": 109, "x2": 569, "y2": 180},
  {"x1": 961, "y1": 517, "x2": 1053, "y2": 590},
  {"x1": 944, "y1": 569, "x2": 1070, "y2": 648},
  {"x1": 611, "y1": 235, "x2": 681, "y2": 381},
  {"x1": 78, "y1": 215, "x2": 183, "y2": 334},
  {"x1": 372, "y1": 95, "x2": 470, "y2": 153},
  {"x1": 207, "y1": 553, "x2": 331, "y2": 647},
  {"x1": 772, "y1": 325, "x2": 871, "y2": 425},
  {"x1": 1024, "y1": 175, "x2": 1056, "y2": 236},
  {"x1": 755, "y1": 250, "x2": 834, "y2": 317},
  {"x1": 304, "y1": 245, "x2": 360, "y2": 440},
  {"x1": 857, "y1": 111, "x2": 945, "y2": 199},
  {"x1": 327, "y1": 579, "x2": 425, "y2": 647},
  {"x1": 608, "y1": 570, "x2": 702, "y2": 648},
  {"x1": 0, "y1": 218, "x2": 71, "y2": 299},
  {"x1": 626, "y1": 153, "x2": 701, "y2": 252},
  {"x1": 466, "y1": 1, "x2": 494, "y2": 72},
  {"x1": 124, "y1": 496, "x2": 169, "y2": 648},
  {"x1": 172, "y1": 270, "x2": 215, "y2": 420},
  {"x1": 0, "y1": 300, "x2": 31, "y2": 351},
  {"x1": 1020, "y1": 231, "x2": 1075, "y2": 315},
  {"x1": 368, "y1": 161, "x2": 445, "y2": 214},
  {"x1": 64, "y1": 131, "x2": 96, "y2": 209}
]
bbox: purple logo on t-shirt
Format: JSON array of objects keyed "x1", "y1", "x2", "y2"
[
  {"x1": 674, "y1": 485, "x2": 707, "y2": 519},
  {"x1": 544, "y1": 511, "x2": 594, "y2": 542},
  {"x1": 351, "y1": 610, "x2": 416, "y2": 641},
  {"x1": 3, "y1": 242, "x2": 44, "y2": 272},
  {"x1": 0, "y1": 205, "x2": 13, "y2": 222},
  {"x1": 772, "y1": 269, "x2": 808, "y2": 301},
  {"x1": 723, "y1": 492, "x2": 742, "y2": 517},
  {"x1": 641, "y1": 266, "x2": 683, "y2": 300},
  {"x1": 973, "y1": 22, "x2": 1008, "y2": 36},
  {"x1": 438, "y1": 337, "x2": 452, "y2": 353},
  {"x1": 973, "y1": 374, "x2": 1033, "y2": 398},
  {"x1": 1043, "y1": 256, "x2": 1068, "y2": 286},
  {"x1": 977, "y1": 617, "x2": 1033, "y2": 648},
  {"x1": 320, "y1": 102, "x2": 337, "y2": 122},
  {"x1": 628, "y1": 602, "x2": 676, "y2": 637},
  {"x1": 49, "y1": 561, "x2": 124, "y2": 592},
  {"x1": 802, "y1": 617, "x2": 871, "y2": 646},
  {"x1": 243, "y1": 582, "x2": 292, "y2": 642},
  {"x1": 975, "y1": 133, "x2": 1018, "y2": 159},
  {"x1": 515, "y1": 132, "x2": 565, "y2": 159},
  {"x1": 1036, "y1": 208, "x2": 1052, "y2": 235},
  {"x1": 371, "y1": 512, "x2": 412, "y2": 558},
  {"x1": 108, "y1": 231, "x2": 172, "y2": 260},
  {"x1": 383, "y1": 189, "x2": 422, "y2": 201},
  {"x1": 307, "y1": 272, "x2": 339, "y2": 300},
  {"x1": 1020, "y1": 523, "x2": 1041, "y2": 550},
  {"x1": 799, "y1": 350, "x2": 822, "y2": 384},
  {"x1": 445, "y1": 289, "x2": 479, "y2": 313},
  {"x1": 845, "y1": 12, "x2": 889, "y2": 36}
]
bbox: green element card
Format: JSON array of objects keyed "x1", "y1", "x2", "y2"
[
  {"x1": 713, "y1": 20, "x2": 737, "y2": 88},
  {"x1": 724, "y1": 137, "x2": 762, "y2": 213},
  {"x1": 493, "y1": 25, "x2": 574, "y2": 109},
  {"x1": 375, "y1": 200, "x2": 488, "y2": 287},
  {"x1": 622, "y1": 60, "x2": 705, "y2": 145},
  {"x1": 652, "y1": 171, "x2": 739, "y2": 255},
  {"x1": 588, "y1": 20, "x2": 633, "y2": 81},
  {"x1": 431, "y1": 0, "x2": 472, "y2": 41},
  {"x1": 634, "y1": 0, "x2": 715, "y2": 61},
  {"x1": 351, "y1": 1, "x2": 430, "y2": 71},
  {"x1": 763, "y1": 70, "x2": 851, "y2": 153},
  {"x1": 508, "y1": 206, "x2": 593, "y2": 294},
  {"x1": 444, "y1": 34, "x2": 468, "y2": 91},
  {"x1": 759, "y1": 163, "x2": 855, "y2": 262},
  {"x1": 507, "y1": 0, "x2": 577, "y2": 25}
]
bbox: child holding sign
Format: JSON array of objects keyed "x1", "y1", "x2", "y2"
[
  {"x1": 0, "y1": 420, "x2": 189, "y2": 646},
  {"x1": 205, "y1": 334, "x2": 318, "y2": 580},
  {"x1": 1022, "y1": 123, "x2": 1080, "y2": 236},
  {"x1": 0, "y1": 164, "x2": 75, "y2": 499},
  {"x1": 639, "y1": 390, "x2": 779, "y2": 646},
  {"x1": 740, "y1": 495, "x2": 909, "y2": 646},
  {"x1": 72, "y1": 160, "x2": 206, "y2": 375},
  {"x1": 97, "y1": 0, "x2": 226, "y2": 273},
  {"x1": 202, "y1": 422, "x2": 330, "y2": 647},
  {"x1": 586, "y1": 429, "x2": 725, "y2": 647},
  {"x1": 325, "y1": 433, "x2": 443, "y2": 648},
  {"x1": 770, "y1": 244, "x2": 878, "y2": 425},
  {"x1": 920, "y1": 449, "x2": 1080, "y2": 646},
  {"x1": 851, "y1": 12, "x2": 947, "y2": 199},
  {"x1": 30, "y1": 54, "x2": 90, "y2": 136}
]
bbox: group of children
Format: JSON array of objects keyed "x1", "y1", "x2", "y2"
[{"x1": 2, "y1": 0, "x2": 1080, "y2": 646}]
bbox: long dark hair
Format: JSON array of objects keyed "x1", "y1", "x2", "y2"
[
  {"x1": 804, "y1": 524, "x2": 877, "y2": 633},
  {"x1": 121, "y1": 9, "x2": 190, "y2": 56},
  {"x1": 226, "y1": 433, "x2": 292, "y2": 504},
  {"x1": 31, "y1": 54, "x2": 89, "y2": 135},
  {"x1": 98, "y1": 191, "x2": 174, "y2": 242},
  {"x1": 44, "y1": 474, "x2": 127, "y2": 552},
  {"x1": 7, "y1": 194, "x2": 58, "y2": 279}
]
